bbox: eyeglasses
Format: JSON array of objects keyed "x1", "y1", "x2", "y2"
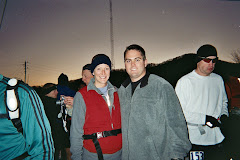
[{"x1": 199, "y1": 57, "x2": 218, "y2": 63}]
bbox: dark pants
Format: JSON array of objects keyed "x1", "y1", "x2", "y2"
[
  {"x1": 191, "y1": 143, "x2": 227, "y2": 160},
  {"x1": 222, "y1": 108, "x2": 240, "y2": 159}
]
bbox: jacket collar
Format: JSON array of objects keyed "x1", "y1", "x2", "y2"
[
  {"x1": 87, "y1": 78, "x2": 116, "y2": 94},
  {"x1": 122, "y1": 71, "x2": 150, "y2": 88}
]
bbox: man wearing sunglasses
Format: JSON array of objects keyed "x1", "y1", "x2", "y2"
[{"x1": 175, "y1": 44, "x2": 228, "y2": 160}]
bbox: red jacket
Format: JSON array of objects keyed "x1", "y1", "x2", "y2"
[{"x1": 79, "y1": 87, "x2": 122, "y2": 154}]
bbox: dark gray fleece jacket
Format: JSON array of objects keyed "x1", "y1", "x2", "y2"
[{"x1": 118, "y1": 73, "x2": 191, "y2": 160}]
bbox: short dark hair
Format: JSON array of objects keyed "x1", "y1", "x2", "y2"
[
  {"x1": 124, "y1": 44, "x2": 146, "y2": 60},
  {"x1": 42, "y1": 83, "x2": 57, "y2": 95},
  {"x1": 82, "y1": 64, "x2": 91, "y2": 71}
]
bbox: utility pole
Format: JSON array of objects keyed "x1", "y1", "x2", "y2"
[
  {"x1": 0, "y1": 0, "x2": 7, "y2": 29},
  {"x1": 24, "y1": 61, "x2": 28, "y2": 83},
  {"x1": 109, "y1": 0, "x2": 115, "y2": 69}
]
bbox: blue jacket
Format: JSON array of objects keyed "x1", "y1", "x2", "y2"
[{"x1": 0, "y1": 74, "x2": 54, "y2": 160}]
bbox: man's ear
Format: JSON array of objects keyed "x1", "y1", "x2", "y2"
[{"x1": 144, "y1": 59, "x2": 148, "y2": 67}]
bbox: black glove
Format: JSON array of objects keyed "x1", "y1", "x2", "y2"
[
  {"x1": 220, "y1": 115, "x2": 228, "y2": 123},
  {"x1": 206, "y1": 115, "x2": 221, "y2": 128},
  {"x1": 220, "y1": 115, "x2": 228, "y2": 136}
]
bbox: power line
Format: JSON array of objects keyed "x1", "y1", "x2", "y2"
[
  {"x1": 30, "y1": 64, "x2": 66, "y2": 73},
  {"x1": 10, "y1": 66, "x2": 24, "y2": 80}
]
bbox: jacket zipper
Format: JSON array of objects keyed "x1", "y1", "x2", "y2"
[{"x1": 102, "y1": 88, "x2": 115, "y2": 129}]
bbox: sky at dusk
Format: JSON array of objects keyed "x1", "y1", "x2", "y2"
[{"x1": 0, "y1": 0, "x2": 240, "y2": 86}]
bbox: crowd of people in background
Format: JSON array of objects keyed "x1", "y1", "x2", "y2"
[{"x1": 1, "y1": 43, "x2": 239, "y2": 160}]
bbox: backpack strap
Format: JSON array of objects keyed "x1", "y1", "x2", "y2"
[{"x1": 4, "y1": 78, "x2": 23, "y2": 134}]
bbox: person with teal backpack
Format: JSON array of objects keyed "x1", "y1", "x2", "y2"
[{"x1": 0, "y1": 74, "x2": 54, "y2": 160}]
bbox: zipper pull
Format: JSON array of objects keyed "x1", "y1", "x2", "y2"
[{"x1": 106, "y1": 94, "x2": 110, "y2": 107}]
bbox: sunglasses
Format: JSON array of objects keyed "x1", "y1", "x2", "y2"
[{"x1": 199, "y1": 57, "x2": 218, "y2": 63}]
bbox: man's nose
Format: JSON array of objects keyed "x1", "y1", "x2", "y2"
[
  {"x1": 131, "y1": 60, "x2": 136, "y2": 66},
  {"x1": 209, "y1": 61, "x2": 214, "y2": 65}
]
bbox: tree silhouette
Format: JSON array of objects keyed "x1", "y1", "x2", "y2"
[
  {"x1": 33, "y1": 53, "x2": 240, "y2": 94},
  {"x1": 230, "y1": 49, "x2": 240, "y2": 63}
]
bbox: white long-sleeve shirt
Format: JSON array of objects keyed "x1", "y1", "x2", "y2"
[{"x1": 175, "y1": 70, "x2": 228, "y2": 145}]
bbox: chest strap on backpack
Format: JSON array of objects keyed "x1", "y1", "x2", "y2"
[
  {"x1": 82, "y1": 128, "x2": 121, "y2": 160},
  {"x1": 4, "y1": 78, "x2": 23, "y2": 134}
]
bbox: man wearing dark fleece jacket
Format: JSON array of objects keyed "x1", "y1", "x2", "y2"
[{"x1": 118, "y1": 44, "x2": 191, "y2": 160}]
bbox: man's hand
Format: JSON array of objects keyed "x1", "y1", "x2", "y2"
[
  {"x1": 206, "y1": 115, "x2": 221, "y2": 128},
  {"x1": 220, "y1": 115, "x2": 228, "y2": 123},
  {"x1": 63, "y1": 96, "x2": 74, "y2": 108},
  {"x1": 220, "y1": 114, "x2": 228, "y2": 136}
]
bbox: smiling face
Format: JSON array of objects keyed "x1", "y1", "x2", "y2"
[
  {"x1": 196, "y1": 56, "x2": 217, "y2": 76},
  {"x1": 93, "y1": 64, "x2": 110, "y2": 88},
  {"x1": 124, "y1": 49, "x2": 147, "y2": 82}
]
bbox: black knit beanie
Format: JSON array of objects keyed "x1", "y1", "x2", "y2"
[
  {"x1": 196, "y1": 44, "x2": 218, "y2": 63},
  {"x1": 197, "y1": 44, "x2": 217, "y2": 58},
  {"x1": 91, "y1": 54, "x2": 111, "y2": 73},
  {"x1": 58, "y1": 73, "x2": 69, "y2": 86}
]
